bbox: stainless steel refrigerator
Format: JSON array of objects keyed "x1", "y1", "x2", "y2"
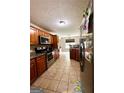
[{"x1": 79, "y1": 6, "x2": 93, "y2": 93}]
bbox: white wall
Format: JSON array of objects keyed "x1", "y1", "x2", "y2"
[
  {"x1": 58, "y1": 33, "x2": 93, "y2": 52},
  {"x1": 58, "y1": 36, "x2": 80, "y2": 52}
]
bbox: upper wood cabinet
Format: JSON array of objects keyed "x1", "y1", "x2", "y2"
[
  {"x1": 30, "y1": 25, "x2": 59, "y2": 45},
  {"x1": 49, "y1": 35, "x2": 53, "y2": 44},
  {"x1": 52, "y1": 35, "x2": 59, "y2": 49},
  {"x1": 30, "y1": 27, "x2": 38, "y2": 45}
]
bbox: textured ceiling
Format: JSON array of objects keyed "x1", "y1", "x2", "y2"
[{"x1": 30, "y1": 0, "x2": 90, "y2": 36}]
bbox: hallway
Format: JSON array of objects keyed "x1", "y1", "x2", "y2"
[{"x1": 32, "y1": 52, "x2": 81, "y2": 93}]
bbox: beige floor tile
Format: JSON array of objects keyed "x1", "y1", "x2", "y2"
[
  {"x1": 61, "y1": 74, "x2": 69, "y2": 82},
  {"x1": 54, "y1": 73, "x2": 63, "y2": 80},
  {"x1": 31, "y1": 77, "x2": 43, "y2": 87},
  {"x1": 56, "y1": 81, "x2": 68, "y2": 93},
  {"x1": 69, "y1": 71, "x2": 76, "y2": 76},
  {"x1": 74, "y1": 67, "x2": 80, "y2": 71},
  {"x1": 76, "y1": 71, "x2": 80, "y2": 76},
  {"x1": 39, "y1": 78, "x2": 52, "y2": 89},
  {"x1": 42, "y1": 71, "x2": 57, "y2": 80},
  {"x1": 48, "y1": 68, "x2": 57, "y2": 72},
  {"x1": 47, "y1": 80, "x2": 60, "y2": 91},
  {"x1": 41, "y1": 71, "x2": 50, "y2": 78},
  {"x1": 69, "y1": 75, "x2": 78, "y2": 84},
  {"x1": 62, "y1": 70, "x2": 69, "y2": 75},
  {"x1": 77, "y1": 76, "x2": 81, "y2": 81},
  {"x1": 56, "y1": 70, "x2": 64, "y2": 75}
]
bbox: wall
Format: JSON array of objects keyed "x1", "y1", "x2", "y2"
[
  {"x1": 58, "y1": 33, "x2": 93, "y2": 52},
  {"x1": 59, "y1": 36, "x2": 80, "y2": 52}
]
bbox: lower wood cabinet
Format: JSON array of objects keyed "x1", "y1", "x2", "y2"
[
  {"x1": 70, "y1": 48, "x2": 80, "y2": 61},
  {"x1": 30, "y1": 54, "x2": 46, "y2": 85},
  {"x1": 75, "y1": 49, "x2": 80, "y2": 61},
  {"x1": 36, "y1": 55, "x2": 46, "y2": 77},
  {"x1": 30, "y1": 58, "x2": 37, "y2": 84}
]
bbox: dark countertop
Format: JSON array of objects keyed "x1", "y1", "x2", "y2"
[
  {"x1": 70, "y1": 47, "x2": 79, "y2": 50},
  {"x1": 69, "y1": 44, "x2": 79, "y2": 48},
  {"x1": 30, "y1": 52, "x2": 46, "y2": 59}
]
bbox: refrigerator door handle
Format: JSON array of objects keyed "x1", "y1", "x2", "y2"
[{"x1": 80, "y1": 62, "x2": 83, "y2": 66}]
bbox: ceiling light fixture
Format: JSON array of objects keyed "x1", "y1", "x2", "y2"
[
  {"x1": 59, "y1": 20, "x2": 65, "y2": 24},
  {"x1": 57, "y1": 20, "x2": 67, "y2": 26}
]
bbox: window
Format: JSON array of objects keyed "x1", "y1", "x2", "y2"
[
  {"x1": 65, "y1": 39, "x2": 75, "y2": 49},
  {"x1": 65, "y1": 39, "x2": 75, "y2": 43}
]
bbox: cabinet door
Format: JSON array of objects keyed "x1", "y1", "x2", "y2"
[
  {"x1": 72, "y1": 49, "x2": 76, "y2": 60},
  {"x1": 35, "y1": 29, "x2": 39, "y2": 44},
  {"x1": 49, "y1": 35, "x2": 53, "y2": 44},
  {"x1": 70, "y1": 49, "x2": 73, "y2": 59},
  {"x1": 75, "y1": 49, "x2": 80, "y2": 61},
  {"x1": 36, "y1": 55, "x2": 46, "y2": 77},
  {"x1": 52, "y1": 35, "x2": 58, "y2": 49},
  {"x1": 30, "y1": 27, "x2": 38, "y2": 45},
  {"x1": 30, "y1": 27, "x2": 35, "y2": 45},
  {"x1": 36, "y1": 59, "x2": 42, "y2": 77},
  {"x1": 30, "y1": 59, "x2": 37, "y2": 84}
]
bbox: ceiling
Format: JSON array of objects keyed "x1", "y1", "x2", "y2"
[{"x1": 30, "y1": 0, "x2": 90, "y2": 37}]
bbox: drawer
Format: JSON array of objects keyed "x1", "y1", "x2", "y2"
[
  {"x1": 36, "y1": 56, "x2": 45, "y2": 61},
  {"x1": 36, "y1": 60, "x2": 46, "y2": 67}
]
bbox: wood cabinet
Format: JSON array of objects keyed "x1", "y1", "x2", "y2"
[
  {"x1": 70, "y1": 48, "x2": 80, "y2": 61},
  {"x1": 30, "y1": 25, "x2": 59, "y2": 45},
  {"x1": 75, "y1": 49, "x2": 80, "y2": 61},
  {"x1": 30, "y1": 58, "x2": 37, "y2": 84},
  {"x1": 70, "y1": 48, "x2": 75, "y2": 59},
  {"x1": 30, "y1": 27, "x2": 39, "y2": 45},
  {"x1": 52, "y1": 35, "x2": 58, "y2": 49},
  {"x1": 30, "y1": 27, "x2": 54, "y2": 45},
  {"x1": 36, "y1": 55, "x2": 46, "y2": 77},
  {"x1": 30, "y1": 54, "x2": 47, "y2": 85},
  {"x1": 49, "y1": 35, "x2": 53, "y2": 44}
]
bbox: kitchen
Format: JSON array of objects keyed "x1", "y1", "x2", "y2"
[
  {"x1": 1, "y1": 0, "x2": 123, "y2": 93},
  {"x1": 30, "y1": 0, "x2": 93, "y2": 93}
]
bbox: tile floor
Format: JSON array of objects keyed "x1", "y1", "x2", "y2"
[{"x1": 32, "y1": 52, "x2": 81, "y2": 93}]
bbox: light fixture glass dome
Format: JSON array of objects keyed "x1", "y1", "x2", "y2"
[
  {"x1": 59, "y1": 20, "x2": 65, "y2": 24},
  {"x1": 58, "y1": 20, "x2": 68, "y2": 26}
]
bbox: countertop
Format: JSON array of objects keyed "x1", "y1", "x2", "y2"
[{"x1": 30, "y1": 52, "x2": 46, "y2": 59}]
